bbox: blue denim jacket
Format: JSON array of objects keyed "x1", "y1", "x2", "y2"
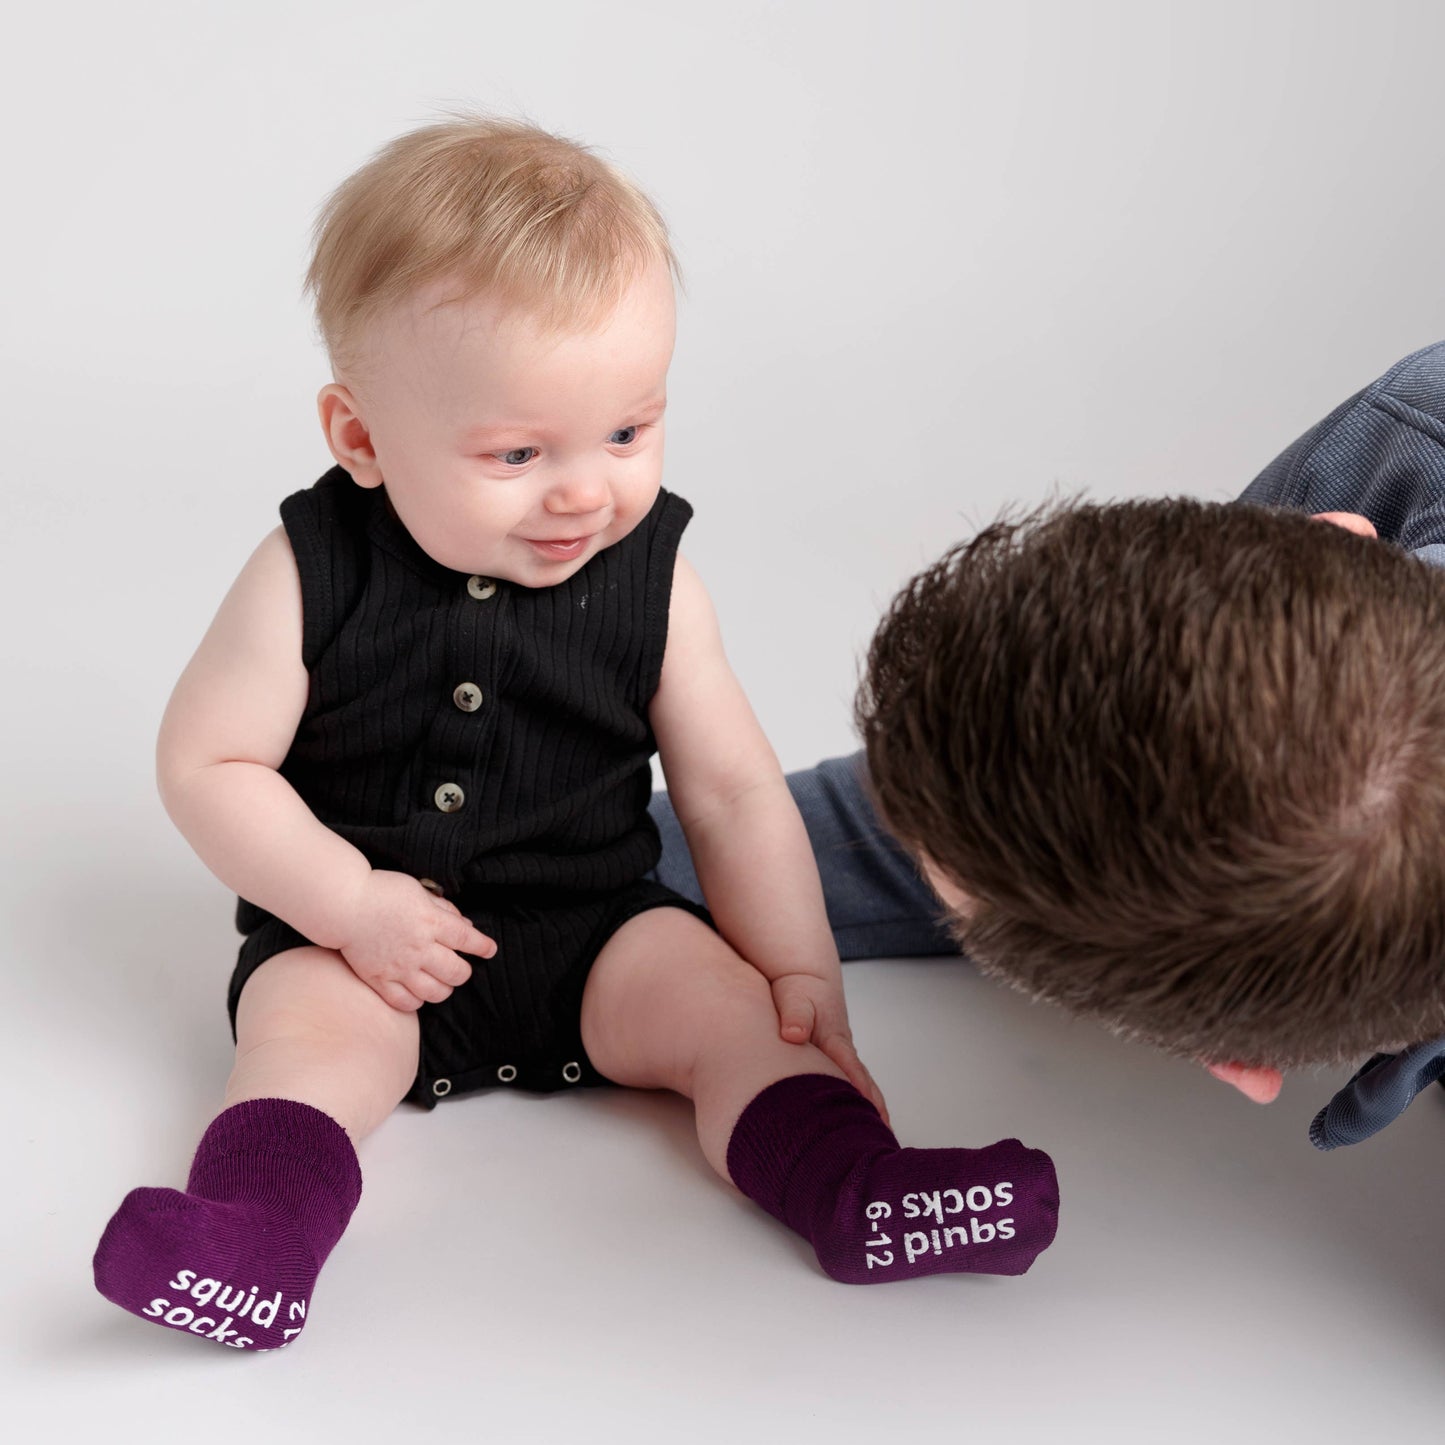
[
  {"x1": 651, "y1": 341, "x2": 1445, "y2": 1150},
  {"x1": 1241, "y1": 340, "x2": 1445, "y2": 1147}
]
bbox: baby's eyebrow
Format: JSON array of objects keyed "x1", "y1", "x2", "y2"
[{"x1": 460, "y1": 423, "x2": 534, "y2": 444}]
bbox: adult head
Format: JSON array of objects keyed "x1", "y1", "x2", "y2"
[{"x1": 857, "y1": 499, "x2": 1445, "y2": 1100}]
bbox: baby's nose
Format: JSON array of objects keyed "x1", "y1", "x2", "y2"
[{"x1": 545, "y1": 474, "x2": 609, "y2": 513}]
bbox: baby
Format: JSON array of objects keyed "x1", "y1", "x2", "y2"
[{"x1": 92, "y1": 116, "x2": 1058, "y2": 1349}]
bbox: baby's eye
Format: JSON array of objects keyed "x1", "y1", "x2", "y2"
[
  {"x1": 609, "y1": 426, "x2": 639, "y2": 446},
  {"x1": 497, "y1": 447, "x2": 538, "y2": 466}
]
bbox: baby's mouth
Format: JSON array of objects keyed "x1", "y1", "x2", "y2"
[{"x1": 521, "y1": 535, "x2": 592, "y2": 560}]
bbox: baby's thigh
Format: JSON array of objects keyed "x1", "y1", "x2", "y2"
[
  {"x1": 580, "y1": 908, "x2": 773, "y2": 1090},
  {"x1": 230, "y1": 945, "x2": 420, "y2": 1139}
]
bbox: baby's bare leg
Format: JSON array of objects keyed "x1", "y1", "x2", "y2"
[
  {"x1": 581, "y1": 908, "x2": 845, "y2": 1174},
  {"x1": 94, "y1": 947, "x2": 418, "y2": 1347},
  {"x1": 582, "y1": 910, "x2": 1059, "y2": 1283},
  {"x1": 229, "y1": 945, "x2": 420, "y2": 1140}
]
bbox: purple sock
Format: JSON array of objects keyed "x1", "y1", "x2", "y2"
[
  {"x1": 727, "y1": 1074, "x2": 1059, "y2": 1283},
  {"x1": 93, "y1": 1098, "x2": 362, "y2": 1350}
]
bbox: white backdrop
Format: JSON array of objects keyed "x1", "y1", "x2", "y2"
[{"x1": 7, "y1": 3, "x2": 1445, "y2": 1440}]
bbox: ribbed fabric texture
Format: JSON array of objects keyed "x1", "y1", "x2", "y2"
[
  {"x1": 727, "y1": 1074, "x2": 1059, "y2": 1283},
  {"x1": 237, "y1": 467, "x2": 692, "y2": 931},
  {"x1": 225, "y1": 469, "x2": 698, "y2": 1100},
  {"x1": 93, "y1": 1099, "x2": 362, "y2": 1350}
]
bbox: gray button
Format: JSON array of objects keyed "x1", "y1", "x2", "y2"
[
  {"x1": 497, "y1": 1064, "x2": 518, "y2": 1083},
  {"x1": 453, "y1": 682, "x2": 483, "y2": 712},
  {"x1": 418, "y1": 877, "x2": 444, "y2": 896},
  {"x1": 561, "y1": 1061, "x2": 582, "y2": 1084},
  {"x1": 467, "y1": 575, "x2": 497, "y2": 601},
  {"x1": 432, "y1": 1078, "x2": 452, "y2": 1097},
  {"x1": 434, "y1": 783, "x2": 465, "y2": 813}
]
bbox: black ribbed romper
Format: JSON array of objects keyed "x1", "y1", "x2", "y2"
[{"x1": 228, "y1": 466, "x2": 713, "y2": 1108}]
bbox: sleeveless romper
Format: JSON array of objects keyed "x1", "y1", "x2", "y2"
[{"x1": 227, "y1": 466, "x2": 713, "y2": 1108}]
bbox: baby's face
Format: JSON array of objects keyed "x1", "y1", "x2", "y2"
[{"x1": 333, "y1": 258, "x2": 675, "y2": 585}]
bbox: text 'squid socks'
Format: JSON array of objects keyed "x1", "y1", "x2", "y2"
[
  {"x1": 93, "y1": 1098, "x2": 362, "y2": 1349},
  {"x1": 727, "y1": 1073, "x2": 1059, "y2": 1283}
]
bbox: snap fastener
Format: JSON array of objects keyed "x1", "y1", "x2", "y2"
[
  {"x1": 561, "y1": 1061, "x2": 582, "y2": 1084},
  {"x1": 467, "y1": 575, "x2": 498, "y2": 601},
  {"x1": 452, "y1": 682, "x2": 483, "y2": 712},
  {"x1": 497, "y1": 1064, "x2": 518, "y2": 1083},
  {"x1": 434, "y1": 783, "x2": 465, "y2": 813},
  {"x1": 432, "y1": 1078, "x2": 452, "y2": 1097},
  {"x1": 418, "y1": 877, "x2": 444, "y2": 896}
]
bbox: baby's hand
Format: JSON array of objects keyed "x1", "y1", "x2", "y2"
[
  {"x1": 336, "y1": 871, "x2": 497, "y2": 1012},
  {"x1": 771, "y1": 972, "x2": 889, "y2": 1125}
]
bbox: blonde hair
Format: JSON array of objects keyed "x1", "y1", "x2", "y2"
[{"x1": 305, "y1": 113, "x2": 678, "y2": 374}]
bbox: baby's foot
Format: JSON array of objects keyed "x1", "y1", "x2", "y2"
[
  {"x1": 727, "y1": 1073, "x2": 1058, "y2": 1283},
  {"x1": 93, "y1": 1099, "x2": 362, "y2": 1349},
  {"x1": 807, "y1": 1139, "x2": 1058, "y2": 1282}
]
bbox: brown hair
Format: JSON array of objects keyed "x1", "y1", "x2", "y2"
[
  {"x1": 305, "y1": 112, "x2": 678, "y2": 375},
  {"x1": 857, "y1": 498, "x2": 1445, "y2": 1068}
]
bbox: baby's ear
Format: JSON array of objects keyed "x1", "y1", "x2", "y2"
[
  {"x1": 317, "y1": 383, "x2": 383, "y2": 488},
  {"x1": 1204, "y1": 1060, "x2": 1283, "y2": 1104}
]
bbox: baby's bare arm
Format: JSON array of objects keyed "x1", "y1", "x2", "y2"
[
  {"x1": 158, "y1": 527, "x2": 494, "y2": 1010},
  {"x1": 649, "y1": 555, "x2": 884, "y2": 1115},
  {"x1": 157, "y1": 527, "x2": 368, "y2": 945}
]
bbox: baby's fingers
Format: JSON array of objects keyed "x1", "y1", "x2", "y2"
[
  {"x1": 409, "y1": 966, "x2": 458, "y2": 1006},
  {"x1": 425, "y1": 945, "x2": 473, "y2": 990},
  {"x1": 441, "y1": 914, "x2": 498, "y2": 960},
  {"x1": 773, "y1": 981, "x2": 816, "y2": 1045},
  {"x1": 822, "y1": 1033, "x2": 890, "y2": 1125},
  {"x1": 372, "y1": 977, "x2": 427, "y2": 1013}
]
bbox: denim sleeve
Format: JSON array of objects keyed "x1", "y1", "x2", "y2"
[
  {"x1": 647, "y1": 751, "x2": 960, "y2": 960},
  {"x1": 1309, "y1": 1039, "x2": 1445, "y2": 1150},
  {"x1": 1240, "y1": 342, "x2": 1445, "y2": 1145},
  {"x1": 1238, "y1": 341, "x2": 1445, "y2": 551}
]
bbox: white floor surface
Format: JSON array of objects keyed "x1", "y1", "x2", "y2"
[{"x1": 10, "y1": 820, "x2": 1445, "y2": 1442}]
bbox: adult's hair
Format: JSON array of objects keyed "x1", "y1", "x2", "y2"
[
  {"x1": 858, "y1": 497, "x2": 1445, "y2": 1068},
  {"x1": 305, "y1": 112, "x2": 677, "y2": 376}
]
